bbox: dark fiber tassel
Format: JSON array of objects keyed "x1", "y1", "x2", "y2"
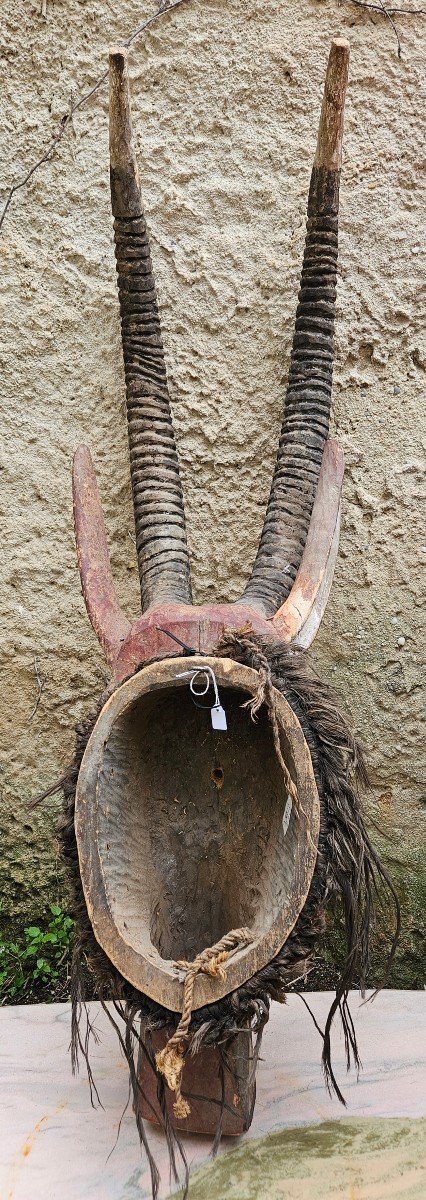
[{"x1": 57, "y1": 631, "x2": 399, "y2": 1197}]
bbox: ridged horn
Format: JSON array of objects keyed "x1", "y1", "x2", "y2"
[
  {"x1": 109, "y1": 47, "x2": 193, "y2": 611},
  {"x1": 241, "y1": 38, "x2": 349, "y2": 617}
]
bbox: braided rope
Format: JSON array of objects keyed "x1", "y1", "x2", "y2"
[
  {"x1": 245, "y1": 661, "x2": 299, "y2": 812},
  {"x1": 156, "y1": 927, "x2": 253, "y2": 1118},
  {"x1": 220, "y1": 630, "x2": 322, "y2": 862}
]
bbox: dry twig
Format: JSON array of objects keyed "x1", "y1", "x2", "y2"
[
  {"x1": 0, "y1": 0, "x2": 190, "y2": 232},
  {"x1": 340, "y1": 0, "x2": 426, "y2": 57},
  {"x1": 28, "y1": 654, "x2": 46, "y2": 721},
  {"x1": 341, "y1": 1, "x2": 426, "y2": 11},
  {"x1": 376, "y1": 0, "x2": 403, "y2": 56},
  {"x1": 28, "y1": 777, "x2": 66, "y2": 811}
]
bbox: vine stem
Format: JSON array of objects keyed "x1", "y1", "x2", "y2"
[
  {"x1": 0, "y1": 0, "x2": 190, "y2": 233},
  {"x1": 1, "y1": 0, "x2": 424, "y2": 231},
  {"x1": 340, "y1": 0, "x2": 426, "y2": 57}
]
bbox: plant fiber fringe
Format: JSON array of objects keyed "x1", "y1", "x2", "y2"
[{"x1": 57, "y1": 631, "x2": 400, "y2": 1200}]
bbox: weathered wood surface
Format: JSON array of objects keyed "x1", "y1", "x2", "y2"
[
  {"x1": 75, "y1": 656, "x2": 320, "y2": 1012},
  {"x1": 293, "y1": 504, "x2": 341, "y2": 649},
  {"x1": 111, "y1": 601, "x2": 272, "y2": 684},
  {"x1": 137, "y1": 1022, "x2": 255, "y2": 1136},
  {"x1": 72, "y1": 445, "x2": 131, "y2": 665},
  {"x1": 273, "y1": 439, "x2": 344, "y2": 645}
]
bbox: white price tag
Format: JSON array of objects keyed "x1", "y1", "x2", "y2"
[{"x1": 211, "y1": 704, "x2": 227, "y2": 731}]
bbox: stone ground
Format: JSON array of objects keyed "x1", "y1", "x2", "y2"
[
  {"x1": 1, "y1": 990, "x2": 425, "y2": 1198},
  {"x1": 181, "y1": 1120, "x2": 426, "y2": 1200}
]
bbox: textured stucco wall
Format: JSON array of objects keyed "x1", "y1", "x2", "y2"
[{"x1": 1, "y1": 0, "x2": 424, "y2": 983}]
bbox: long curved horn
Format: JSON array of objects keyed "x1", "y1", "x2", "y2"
[
  {"x1": 273, "y1": 438, "x2": 344, "y2": 646},
  {"x1": 73, "y1": 445, "x2": 132, "y2": 663},
  {"x1": 241, "y1": 38, "x2": 349, "y2": 617},
  {"x1": 109, "y1": 48, "x2": 193, "y2": 611}
]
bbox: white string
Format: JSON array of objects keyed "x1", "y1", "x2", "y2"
[
  {"x1": 176, "y1": 666, "x2": 227, "y2": 728},
  {"x1": 176, "y1": 666, "x2": 221, "y2": 710}
]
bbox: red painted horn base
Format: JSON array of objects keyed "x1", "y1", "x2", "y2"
[{"x1": 136, "y1": 1022, "x2": 255, "y2": 1137}]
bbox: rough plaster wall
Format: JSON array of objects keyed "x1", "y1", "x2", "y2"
[{"x1": 1, "y1": 0, "x2": 424, "y2": 983}]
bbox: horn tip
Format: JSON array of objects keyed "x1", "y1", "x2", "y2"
[
  {"x1": 327, "y1": 36, "x2": 350, "y2": 81},
  {"x1": 329, "y1": 36, "x2": 350, "y2": 73},
  {"x1": 109, "y1": 45, "x2": 128, "y2": 65},
  {"x1": 315, "y1": 38, "x2": 350, "y2": 172},
  {"x1": 331, "y1": 36, "x2": 350, "y2": 52},
  {"x1": 73, "y1": 444, "x2": 93, "y2": 468}
]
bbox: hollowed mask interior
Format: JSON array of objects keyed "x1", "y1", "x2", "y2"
[{"x1": 97, "y1": 681, "x2": 299, "y2": 963}]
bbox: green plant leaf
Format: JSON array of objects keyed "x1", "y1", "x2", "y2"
[{"x1": 0, "y1": 908, "x2": 74, "y2": 1001}]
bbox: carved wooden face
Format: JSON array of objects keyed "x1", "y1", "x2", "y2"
[{"x1": 75, "y1": 656, "x2": 319, "y2": 1011}]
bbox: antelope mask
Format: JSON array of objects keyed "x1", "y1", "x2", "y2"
[{"x1": 64, "y1": 36, "x2": 398, "y2": 1196}]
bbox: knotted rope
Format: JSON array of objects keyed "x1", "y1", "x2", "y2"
[{"x1": 156, "y1": 926, "x2": 253, "y2": 1119}]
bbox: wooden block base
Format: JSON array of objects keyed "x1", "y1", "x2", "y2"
[{"x1": 136, "y1": 1022, "x2": 256, "y2": 1137}]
